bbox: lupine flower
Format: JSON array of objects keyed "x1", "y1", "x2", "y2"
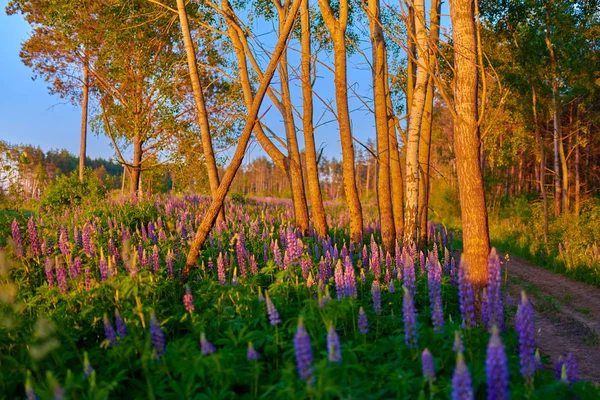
[
  {"x1": 371, "y1": 280, "x2": 381, "y2": 314},
  {"x1": 11, "y1": 218, "x2": 23, "y2": 258},
  {"x1": 319, "y1": 286, "x2": 332, "y2": 308},
  {"x1": 247, "y1": 342, "x2": 260, "y2": 360},
  {"x1": 99, "y1": 254, "x2": 109, "y2": 282},
  {"x1": 420, "y1": 251, "x2": 426, "y2": 275},
  {"x1": 82, "y1": 224, "x2": 95, "y2": 257},
  {"x1": 344, "y1": 256, "x2": 357, "y2": 298},
  {"x1": 45, "y1": 257, "x2": 55, "y2": 288},
  {"x1": 183, "y1": 284, "x2": 194, "y2": 312},
  {"x1": 358, "y1": 307, "x2": 368, "y2": 334},
  {"x1": 55, "y1": 259, "x2": 68, "y2": 294},
  {"x1": 516, "y1": 291, "x2": 536, "y2": 381},
  {"x1": 453, "y1": 331, "x2": 464, "y2": 353},
  {"x1": 150, "y1": 313, "x2": 166, "y2": 359},
  {"x1": 84, "y1": 266, "x2": 91, "y2": 291},
  {"x1": 115, "y1": 309, "x2": 127, "y2": 337},
  {"x1": 200, "y1": 332, "x2": 216, "y2": 354},
  {"x1": 28, "y1": 218, "x2": 42, "y2": 257},
  {"x1": 258, "y1": 288, "x2": 265, "y2": 303},
  {"x1": 237, "y1": 230, "x2": 248, "y2": 278},
  {"x1": 362, "y1": 244, "x2": 369, "y2": 269},
  {"x1": 403, "y1": 286, "x2": 418, "y2": 348},
  {"x1": 388, "y1": 280, "x2": 395, "y2": 293},
  {"x1": 555, "y1": 357, "x2": 564, "y2": 380},
  {"x1": 152, "y1": 245, "x2": 160, "y2": 274},
  {"x1": 458, "y1": 260, "x2": 477, "y2": 328},
  {"x1": 250, "y1": 254, "x2": 258, "y2": 275},
  {"x1": 564, "y1": 353, "x2": 579, "y2": 384},
  {"x1": 166, "y1": 251, "x2": 174, "y2": 278},
  {"x1": 294, "y1": 317, "x2": 314, "y2": 384},
  {"x1": 452, "y1": 352, "x2": 474, "y2": 400},
  {"x1": 58, "y1": 230, "x2": 70, "y2": 257},
  {"x1": 486, "y1": 249, "x2": 505, "y2": 332},
  {"x1": 422, "y1": 349, "x2": 435, "y2": 382},
  {"x1": 395, "y1": 241, "x2": 402, "y2": 280},
  {"x1": 370, "y1": 238, "x2": 380, "y2": 280},
  {"x1": 486, "y1": 326, "x2": 509, "y2": 400},
  {"x1": 334, "y1": 260, "x2": 345, "y2": 300},
  {"x1": 217, "y1": 252, "x2": 226, "y2": 285},
  {"x1": 327, "y1": 324, "x2": 342, "y2": 362},
  {"x1": 265, "y1": 291, "x2": 281, "y2": 325},
  {"x1": 48, "y1": 372, "x2": 64, "y2": 400},
  {"x1": 83, "y1": 351, "x2": 94, "y2": 377},
  {"x1": 232, "y1": 269, "x2": 239, "y2": 286},
  {"x1": 69, "y1": 257, "x2": 81, "y2": 280},
  {"x1": 25, "y1": 370, "x2": 37, "y2": 400},
  {"x1": 300, "y1": 257, "x2": 311, "y2": 280},
  {"x1": 403, "y1": 252, "x2": 416, "y2": 298},
  {"x1": 427, "y1": 253, "x2": 444, "y2": 332},
  {"x1": 103, "y1": 314, "x2": 117, "y2": 348}
]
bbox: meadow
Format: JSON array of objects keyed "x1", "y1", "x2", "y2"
[{"x1": 1, "y1": 194, "x2": 598, "y2": 399}]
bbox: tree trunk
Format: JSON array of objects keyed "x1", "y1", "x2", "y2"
[
  {"x1": 368, "y1": 0, "x2": 395, "y2": 253},
  {"x1": 318, "y1": 0, "x2": 363, "y2": 243},
  {"x1": 450, "y1": 0, "x2": 490, "y2": 288},
  {"x1": 386, "y1": 64, "x2": 404, "y2": 237},
  {"x1": 575, "y1": 109, "x2": 581, "y2": 216},
  {"x1": 417, "y1": 0, "x2": 441, "y2": 247},
  {"x1": 79, "y1": 61, "x2": 89, "y2": 183},
  {"x1": 130, "y1": 135, "x2": 142, "y2": 195},
  {"x1": 406, "y1": 4, "x2": 416, "y2": 123},
  {"x1": 176, "y1": 0, "x2": 225, "y2": 222},
  {"x1": 301, "y1": 0, "x2": 328, "y2": 238},
  {"x1": 532, "y1": 87, "x2": 549, "y2": 245},
  {"x1": 403, "y1": 0, "x2": 429, "y2": 245},
  {"x1": 184, "y1": 0, "x2": 301, "y2": 275}
]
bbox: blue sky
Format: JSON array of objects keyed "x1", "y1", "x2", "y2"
[{"x1": 1, "y1": 3, "x2": 450, "y2": 165}]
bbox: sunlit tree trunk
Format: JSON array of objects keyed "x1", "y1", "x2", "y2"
[
  {"x1": 386, "y1": 64, "x2": 404, "y2": 237},
  {"x1": 406, "y1": 4, "x2": 416, "y2": 122},
  {"x1": 184, "y1": 0, "x2": 301, "y2": 275},
  {"x1": 532, "y1": 87, "x2": 549, "y2": 245},
  {"x1": 417, "y1": 0, "x2": 441, "y2": 247},
  {"x1": 403, "y1": 0, "x2": 428, "y2": 245},
  {"x1": 79, "y1": 61, "x2": 89, "y2": 183},
  {"x1": 318, "y1": 0, "x2": 363, "y2": 243},
  {"x1": 130, "y1": 134, "x2": 142, "y2": 194},
  {"x1": 368, "y1": 0, "x2": 395, "y2": 253},
  {"x1": 450, "y1": 0, "x2": 490, "y2": 288},
  {"x1": 301, "y1": 0, "x2": 328, "y2": 238},
  {"x1": 176, "y1": 0, "x2": 224, "y2": 222}
]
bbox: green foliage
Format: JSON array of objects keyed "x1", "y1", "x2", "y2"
[{"x1": 39, "y1": 170, "x2": 107, "y2": 210}]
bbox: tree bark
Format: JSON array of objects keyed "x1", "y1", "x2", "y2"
[
  {"x1": 417, "y1": 0, "x2": 441, "y2": 247},
  {"x1": 403, "y1": 0, "x2": 428, "y2": 245},
  {"x1": 368, "y1": 0, "x2": 395, "y2": 253},
  {"x1": 79, "y1": 61, "x2": 89, "y2": 183},
  {"x1": 318, "y1": 0, "x2": 363, "y2": 243},
  {"x1": 130, "y1": 134, "x2": 143, "y2": 194},
  {"x1": 450, "y1": 0, "x2": 490, "y2": 288},
  {"x1": 301, "y1": 0, "x2": 328, "y2": 238},
  {"x1": 176, "y1": 0, "x2": 225, "y2": 221},
  {"x1": 184, "y1": 0, "x2": 302, "y2": 275},
  {"x1": 532, "y1": 87, "x2": 549, "y2": 245}
]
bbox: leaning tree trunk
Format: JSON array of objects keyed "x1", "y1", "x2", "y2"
[
  {"x1": 450, "y1": 0, "x2": 490, "y2": 289},
  {"x1": 368, "y1": 0, "x2": 395, "y2": 254},
  {"x1": 79, "y1": 61, "x2": 89, "y2": 183},
  {"x1": 184, "y1": 0, "x2": 302, "y2": 275},
  {"x1": 318, "y1": 0, "x2": 363, "y2": 244},
  {"x1": 176, "y1": 0, "x2": 225, "y2": 222},
  {"x1": 403, "y1": 0, "x2": 429, "y2": 246},
  {"x1": 417, "y1": 0, "x2": 441, "y2": 247},
  {"x1": 301, "y1": 0, "x2": 328, "y2": 238}
]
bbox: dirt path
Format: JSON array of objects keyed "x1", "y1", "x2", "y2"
[{"x1": 502, "y1": 253, "x2": 600, "y2": 383}]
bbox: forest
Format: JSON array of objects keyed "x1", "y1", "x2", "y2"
[{"x1": 1, "y1": 0, "x2": 599, "y2": 398}]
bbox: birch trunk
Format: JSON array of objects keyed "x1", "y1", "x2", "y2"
[{"x1": 386, "y1": 65, "x2": 404, "y2": 236}]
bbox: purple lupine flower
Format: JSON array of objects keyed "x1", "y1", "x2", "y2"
[
  {"x1": 200, "y1": 332, "x2": 216, "y2": 354},
  {"x1": 272, "y1": 240, "x2": 282, "y2": 267},
  {"x1": 334, "y1": 260, "x2": 345, "y2": 300},
  {"x1": 49, "y1": 373, "x2": 65, "y2": 400},
  {"x1": 158, "y1": 229, "x2": 167, "y2": 241},
  {"x1": 55, "y1": 259, "x2": 68, "y2": 294},
  {"x1": 58, "y1": 230, "x2": 70, "y2": 257},
  {"x1": 28, "y1": 217, "x2": 42, "y2": 257},
  {"x1": 11, "y1": 218, "x2": 23, "y2": 258},
  {"x1": 388, "y1": 280, "x2": 395, "y2": 293},
  {"x1": 84, "y1": 266, "x2": 91, "y2": 291},
  {"x1": 428, "y1": 253, "x2": 444, "y2": 333},
  {"x1": 250, "y1": 254, "x2": 258, "y2": 275},
  {"x1": 319, "y1": 257, "x2": 328, "y2": 282},
  {"x1": 247, "y1": 342, "x2": 260, "y2": 360},
  {"x1": 237, "y1": 230, "x2": 248, "y2": 278},
  {"x1": 421, "y1": 349, "x2": 435, "y2": 382},
  {"x1": 319, "y1": 286, "x2": 332, "y2": 308},
  {"x1": 83, "y1": 351, "x2": 94, "y2": 377},
  {"x1": 217, "y1": 252, "x2": 226, "y2": 285},
  {"x1": 166, "y1": 251, "x2": 174, "y2": 278},
  {"x1": 74, "y1": 225, "x2": 82, "y2": 249},
  {"x1": 486, "y1": 326, "x2": 509, "y2": 400},
  {"x1": 327, "y1": 324, "x2": 342, "y2": 362},
  {"x1": 362, "y1": 244, "x2": 369, "y2": 269},
  {"x1": 25, "y1": 371, "x2": 36, "y2": 400},
  {"x1": 358, "y1": 306, "x2": 368, "y2": 334},
  {"x1": 486, "y1": 249, "x2": 505, "y2": 332},
  {"x1": 82, "y1": 224, "x2": 95, "y2": 257},
  {"x1": 45, "y1": 257, "x2": 55, "y2": 288},
  {"x1": 108, "y1": 238, "x2": 120, "y2": 265},
  {"x1": 99, "y1": 254, "x2": 108, "y2": 282},
  {"x1": 564, "y1": 353, "x2": 579, "y2": 384},
  {"x1": 294, "y1": 317, "x2": 314, "y2": 384},
  {"x1": 103, "y1": 314, "x2": 117, "y2": 348},
  {"x1": 384, "y1": 252, "x2": 392, "y2": 284},
  {"x1": 152, "y1": 245, "x2": 160, "y2": 274},
  {"x1": 300, "y1": 257, "x2": 311, "y2": 280},
  {"x1": 403, "y1": 251, "x2": 416, "y2": 298},
  {"x1": 453, "y1": 331, "x2": 464, "y2": 353},
  {"x1": 419, "y1": 251, "x2": 426, "y2": 275},
  {"x1": 183, "y1": 285, "x2": 194, "y2": 312},
  {"x1": 115, "y1": 309, "x2": 127, "y2": 337},
  {"x1": 371, "y1": 280, "x2": 381, "y2": 314},
  {"x1": 458, "y1": 260, "x2": 477, "y2": 328},
  {"x1": 232, "y1": 269, "x2": 239, "y2": 286},
  {"x1": 403, "y1": 286, "x2": 418, "y2": 348},
  {"x1": 516, "y1": 291, "x2": 536, "y2": 381},
  {"x1": 265, "y1": 291, "x2": 281, "y2": 325},
  {"x1": 452, "y1": 352, "x2": 474, "y2": 400},
  {"x1": 150, "y1": 313, "x2": 165, "y2": 359},
  {"x1": 555, "y1": 358, "x2": 564, "y2": 380},
  {"x1": 70, "y1": 257, "x2": 82, "y2": 280},
  {"x1": 395, "y1": 241, "x2": 402, "y2": 280},
  {"x1": 370, "y1": 237, "x2": 380, "y2": 280}
]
